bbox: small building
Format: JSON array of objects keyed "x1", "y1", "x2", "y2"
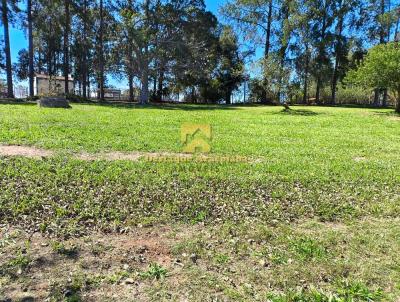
[
  {"x1": 103, "y1": 89, "x2": 122, "y2": 100},
  {"x1": 34, "y1": 74, "x2": 74, "y2": 96},
  {"x1": 91, "y1": 89, "x2": 122, "y2": 100}
]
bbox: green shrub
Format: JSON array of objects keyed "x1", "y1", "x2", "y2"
[
  {"x1": 320, "y1": 86, "x2": 372, "y2": 105},
  {"x1": 140, "y1": 263, "x2": 168, "y2": 280}
]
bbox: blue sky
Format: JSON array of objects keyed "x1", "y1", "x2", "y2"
[
  {"x1": 5, "y1": 0, "x2": 225, "y2": 87},
  {"x1": 205, "y1": 0, "x2": 221, "y2": 14}
]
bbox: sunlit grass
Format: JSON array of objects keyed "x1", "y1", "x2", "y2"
[
  {"x1": 0, "y1": 103, "x2": 398, "y2": 231},
  {"x1": 0, "y1": 103, "x2": 399, "y2": 300}
]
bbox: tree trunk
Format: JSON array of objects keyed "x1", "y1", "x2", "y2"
[
  {"x1": 243, "y1": 79, "x2": 247, "y2": 103},
  {"x1": 140, "y1": 71, "x2": 149, "y2": 104},
  {"x1": 87, "y1": 73, "x2": 90, "y2": 98},
  {"x1": 191, "y1": 87, "x2": 196, "y2": 103},
  {"x1": 396, "y1": 90, "x2": 400, "y2": 113},
  {"x1": 378, "y1": 0, "x2": 388, "y2": 105},
  {"x1": 303, "y1": 76, "x2": 308, "y2": 104},
  {"x1": 331, "y1": 1, "x2": 344, "y2": 105},
  {"x1": 99, "y1": 0, "x2": 105, "y2": 100},
  {"x1": 139, "y1": 0, "x2": 150, "y2": 104},
  {"x1": 1, "y1": 0, "x2": 14, "y2": 98},
  {"x1": 28, "y1": 0, "x2": 34, "y2": 97},
  {"x1": 331, "y1": 68, "x2": 338, "y2": 105},
  {"x1": 315, "y1": 1, "x2": 328, "y2": 105},
  {"x1": 126, "y1": 0, "x2": 135, "y2": 102},
  {"x1": 157, "y1": 67, "x2": 164, "y2": 102},
  {"x1": 303, "y1": 45, "x2": 310, "y2": 104},
  {"x1": 225, "y1": 90, "x2": 232, "y2": 105},
  {"x1": 373, "y1": 89, "x2": 380, "y2": 106},
  {"x1": 47, "y1": 48, "x2": 52, "y2": 77},
  {"x1": 316, "y1": 79, "x2": 321, "y2": 105},
  {"x1": 64, "y1": 0, "x2": 70, "y2": 95},
  {"x1": 127, "y1": 42, "x2": 134, "y2": 102},
  {"x1": 261, "y1": 0, "x2": 273, "y2": 104},
  {"x1": 382, "y1": 89, "x2": 388, "y2": 107},
  {"x1": 140, "y1": 60, "x2": 149, "y2": 104},
  {"x1": 303, "y1": 71, "x2": 309, "y2": 105},
  {"x1": 82, "y1": 0, "x2": 88, "y2": 99},
  {"x1": 128, "y1": 72, "x2": 134, "y2": 102},
  {"x1": 277, "y1": 3, "x2": 290, "y2": 103}
]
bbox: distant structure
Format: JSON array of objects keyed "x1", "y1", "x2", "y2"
[
  {"x1": 91, "y1": 88, "x2": 122, "y2": 100},
  {"x1": 103, "y1": 89, "x2": 122, "y2": 100},
  {"x1": 34, "y1": 74, "x2": 74, "y2": 96}
]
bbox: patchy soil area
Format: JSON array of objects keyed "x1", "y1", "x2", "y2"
[
  {"x1": 0, "y1": 146, "x2": 53, "y2": 159},
  {"x1": 1, "y1": 219, "x2": 399, "y2": 301},
  {"x1": 0, "y1": 145, "x2": 252, "y2": 163},
  {"x1": 0, "y1": 225, "x2": 181, "y2": 301}
]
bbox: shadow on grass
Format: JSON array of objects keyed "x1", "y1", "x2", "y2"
[
  {"x1": 0, "y1": 100, "x2": 37, "y2": 106},
  {"x1": 0, "y1": 99, "x2": 241, "y2": 111},
  {"x1": 276, "y1": 108, "x2": 322, "y2": 116},
  {"x1": 75, "y1": 101, "x2": 242, "y2": 111},
  {"x1": 333, "y1": 104, "x2": 398, "y2": 110},
  {"x1": 371, "y1": 110, "x2": 400, "y2": 117}
]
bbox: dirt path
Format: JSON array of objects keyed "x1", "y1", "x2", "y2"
[
  {"x1": 0, "y1": 144, "x2": 252, "y2": 163},
  {"x1": 0, "y1": 145, "x2": 54, "y2": 158}
]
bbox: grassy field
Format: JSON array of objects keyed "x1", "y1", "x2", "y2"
[{"x1": 0, "y1": 103, "x2": 399, "y2": 301}]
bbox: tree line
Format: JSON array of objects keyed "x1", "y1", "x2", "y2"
[
  {"x1": 0, "y1": 0, "x2": 399, "y2": 106},
  {"x1": 222, "y1": 0, "x2": 400, "y2": 106}
]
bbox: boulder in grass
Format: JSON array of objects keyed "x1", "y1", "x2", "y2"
[{"x1": 38, "y1": 96, "x2": 71, "y2": 108}]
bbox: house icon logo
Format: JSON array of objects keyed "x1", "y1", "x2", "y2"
[{"x1": 181, "y1": 123, "x2": 212, "y2": 153}]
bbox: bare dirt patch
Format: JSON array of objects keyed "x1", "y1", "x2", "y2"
[
  {"x1": 0, "y1": 225, "x2": 180, "y2": 301},
  {"x1": 2, "y1": 220, "x2": 400, "y2": 301},
  {"x1": 0, "y1": 145, "x2": 53, "y2": 158},
  {"x1": 0, "y1": 145, "x2": 254, "y2": 163}
]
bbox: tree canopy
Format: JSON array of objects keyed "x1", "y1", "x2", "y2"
[{"x1": 346, "y1": 42, "x2": 400, "y2": 112}]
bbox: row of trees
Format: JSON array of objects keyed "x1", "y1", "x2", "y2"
[
  {"x1": 222, "y1": 0, "x2": 400, "y2": 106},
  {"x1": 1, "y1": 0, "x2": 244, "y2": 103},
  {"x1": 1, "y1": 0, "x2": 400, "y2": 105}
]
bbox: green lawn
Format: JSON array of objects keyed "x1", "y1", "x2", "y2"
[{"x1": 0, "y1": 103, "x2": 399, "y2": 301}]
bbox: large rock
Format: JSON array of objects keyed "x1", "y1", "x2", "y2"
[{"x1": 38, "y1": 96, "x2": 71, "y2": 108}]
